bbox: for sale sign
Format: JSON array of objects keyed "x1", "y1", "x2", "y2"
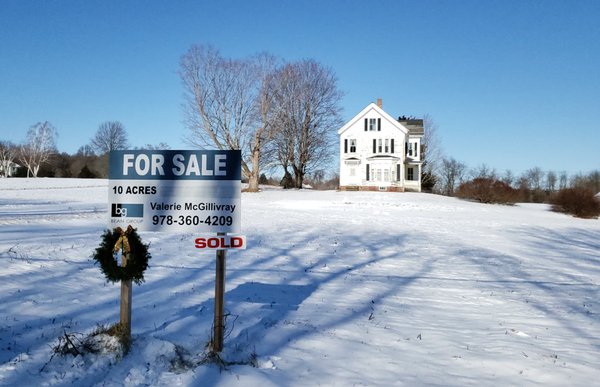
[{"x1": 108, "y1": 150, "x2": 241, "y2": 233}]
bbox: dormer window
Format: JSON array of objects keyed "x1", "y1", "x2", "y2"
[
  {"x1": 369, "y1": 118, "x2": 377, "y2": 131},
  {"x1": 364, "y1": 118, "x2": 381, "y2": 131}
]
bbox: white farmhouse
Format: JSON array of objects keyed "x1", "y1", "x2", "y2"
[
  {"x1": 338, "y1": 99, "x2": 424, "y2": 192},
  {"x1": 0, "y1": 160, "x2": 20, "y2": 177}
]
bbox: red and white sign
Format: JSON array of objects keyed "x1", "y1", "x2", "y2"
[{"x1": 194, "y1": 235, "x2": 246, "y2": 250}]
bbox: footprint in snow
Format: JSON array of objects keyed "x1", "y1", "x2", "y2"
[{"x1": 510, "y1": 329, "x2": 530, "y2": 338}]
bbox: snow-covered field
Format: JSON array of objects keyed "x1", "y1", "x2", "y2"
[{"x1": 1, "y1": 178, "x2": 599, "y2": 386}]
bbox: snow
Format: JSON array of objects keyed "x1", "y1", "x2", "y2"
[{"x1": 1, "y1": 178, "x2": 599, "y2": 386}]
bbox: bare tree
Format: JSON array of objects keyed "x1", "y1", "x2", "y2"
[
  {"x1": 546, "y1": 170, "x2": 557, "y2": 192},
  {"x1": 501, "y1": 169, "x2": 515, "y2": 187},
  {"x1": 269, "y1": 60, "x2": 343, "y2": 188},
  {"x1": 0, "y1": 141, "x2": 18, "y2": 177},
  {"x1": 588, "y1": 170, "x2": 600, "y2": 193},
  {"x1": 179, "y1": 45, "x2": 277, "y2": 191},
  {"x1": 91, "y1": 121, "x2": 129, "y2": 154},
  {"x1": 19, "y1": 121, "x2": 58, "y2": 177},
  {"x1": 524, "y1": 167, "x2": 544, "y2": 191},
  {"x1": 421, "y1": 114, "x2": 443, "y2": 190},
  {"x1": 138, "y1": 142, "x2": 171, "y2": 150},
  {"x1": 558, "y1": 170, "x2": 569, "y2": 189},
  {"x1": 76, "y1": 144, "x2": 96, "y2": 157},
  {"x1": 571, "y1": 170, "x2": 600, "y2": 193},
  {"x1": 471, "y1": 163, "x2": 497, "y2": 180},
  {"x1": 70, "y1": 145, "x2": 100, "y2": 177},
  {"x1": 439, "y1": 157, "x2": 467, "y2": 196}
]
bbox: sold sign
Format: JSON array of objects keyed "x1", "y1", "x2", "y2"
[{"x1": 194, "y1": 235, "x2": 246, "y2": 250}]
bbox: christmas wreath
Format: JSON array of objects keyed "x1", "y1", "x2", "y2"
[{"x1": 93, "y1": 225, "x2": 151, "y2": 285}]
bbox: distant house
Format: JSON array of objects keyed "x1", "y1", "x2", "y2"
[
  {"x1": 0, "y1": 161, "x2": 20, "y2": 177},
  {"x1": 338, "y1": 99, "x2": 424, "y2": 192}
]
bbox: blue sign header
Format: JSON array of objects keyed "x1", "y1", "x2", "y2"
[{"x1": 109, "y1": 150, "x2": 242, "y2": 180}]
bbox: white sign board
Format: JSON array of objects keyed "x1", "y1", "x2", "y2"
[{"x1": 108, "y1": 150, "x2": 241, "y2": 233}]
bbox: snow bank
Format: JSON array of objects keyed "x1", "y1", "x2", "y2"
[{"x1": 1, "y1": 179, "x2": 599, "y2": 386}]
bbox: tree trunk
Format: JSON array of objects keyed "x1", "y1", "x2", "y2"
[
  {"x1": 295, "y1": 173, "x2": 303, "y2": 189},
  {"x1": 280, "y1": 169, "x2": 294, "y2": 189},
  {"x1": 292, "y1": 164, "x2": 304, "y2": 189},
  {"x1": 245, "y1": 133, "x2": 262, "y2": 192},
  {"x1": 246, "y1": 147, "x2": 261, "y2": 192}
]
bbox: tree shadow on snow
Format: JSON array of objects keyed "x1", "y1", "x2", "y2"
[
  {"x1": 459, "y1": 226, "x2": 600, "y2": 352},
  {"x1": 139, "y1": 227, "x2": 437, "y2": 371}
]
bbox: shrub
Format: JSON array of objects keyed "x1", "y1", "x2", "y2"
[
  {"x1": 456, "y1": 178, "x2": 520, "y2": 204},
  {"x1": 550, "y1": 187, "x2": 600, "y2": 218},
  {"x1": 78, "y1": 165, "x2": 97, "y2": 178}
]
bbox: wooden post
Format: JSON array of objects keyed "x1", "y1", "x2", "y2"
[
  {"x1": 213, "y1": 232, "x2": 226, "y2": 352},
  {"x1": 120, "y1": 253, "x2": 132, "y2": 338}
]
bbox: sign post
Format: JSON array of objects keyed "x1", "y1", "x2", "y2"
[
  {"x1": 119, "y1": 252, "x2": 132, "y2": 336},
  {"x1": 213, "y1": 232, "x2": 226, "y2": 352},
  {"x1": 108, "y1": 150, "x2": 242, "y2": 352}
]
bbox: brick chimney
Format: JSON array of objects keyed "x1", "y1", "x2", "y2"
[{"x1": 376, "y1": 98, "x2": 382, "y2": 108}]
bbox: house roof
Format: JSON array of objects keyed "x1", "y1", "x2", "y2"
[
  {"x1": 338, "y1": 102, "x2": 409, "y2": 136},
  {"x1": 0, "y1": 160, "x2": 21, "y2": 168},
  {"x1": 398, "y1": 119, "x2": 425, "y2": 136}
]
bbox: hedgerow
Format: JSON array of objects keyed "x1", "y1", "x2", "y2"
[
  {"x1": 456, "y1": 178, "x2": 520, "y2": 204},
  {"x1": 549, "y1": 187, "x2": 600, "y2": 219}
]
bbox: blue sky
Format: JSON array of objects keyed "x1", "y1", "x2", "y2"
[{"x1": 1, "y1": 0, "x2": 598, "y2": 175}]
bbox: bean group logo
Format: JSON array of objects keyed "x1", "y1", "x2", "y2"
[{"x1": 111, "y1": 203, "x2": 144, "y2": 218}]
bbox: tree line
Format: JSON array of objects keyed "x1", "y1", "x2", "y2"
[
  {"x1": 432, "y1": 157, "x2": 600, "y2": 201},
  {"x1": 0, "y1": 121, "x2": 167, "y2": 178},
  {"x1": 404, "y1": 116, "x2": 599, "y2": 199}
]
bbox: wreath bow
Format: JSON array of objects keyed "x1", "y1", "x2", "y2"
[{"x1": 114, "y1": 225, "x2": 133, "y2": 255}]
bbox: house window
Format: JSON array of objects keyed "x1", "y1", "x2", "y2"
[
  {"x1": 406, "y1": 142, "x2": 420, "y2": 157},
  {"x1": 378, "y1": 139, "x2": 382, "y2": 153},
  {"x1": 385, "y1": 139, "x2": 389, "y2": 153},
  {"x1": 349, "y1": 139, "x2": 356, "y2": 153},
  {"x1": 384, "y1": 169, "x2": 389, "y2": 182},
  {"x1": 369, "y1": 118, "x2": 377, "y2": 131},
  {"x1": 407, "y1": 167, "x2": 415, "y2": 181},
  {"x1": 376, "y1": 169, "x2": 382, "y2": 181}
]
